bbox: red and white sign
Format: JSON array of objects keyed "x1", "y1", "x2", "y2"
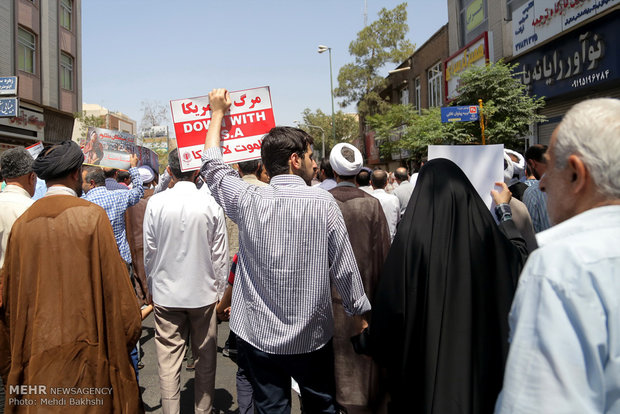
[{"x1": 170, "y1": 86, "x2": 276, "y2": 172}]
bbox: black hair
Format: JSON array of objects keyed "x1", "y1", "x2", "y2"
[
  {"x1": 320, "y1": 158, "x2": 334, "y2": 179},
  {"x1": 168, "y1": 148, "x2": 196, "y2": 181},
  {"x1": 356, "y1": 170, "x2": 371, "y2": 186},
  {"x1": 238, "y1": 159, "x2": 261, "y2": 176},
  {"x1": 525, "y1": 144, "x2": 548, "y2": 163},
  {"x1": 103, "y1": 168, "x2": 117, "y2": 178},
  {"x1": 116, "y1": 170, "x2": 130, "y2": 183},
  {"x1": 394, "y1": 167, "x2": 408, "y2": 182},
  {"x1": 260, "y1": 127, "x2": 314, "y2": 178}
]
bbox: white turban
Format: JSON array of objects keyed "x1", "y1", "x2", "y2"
[
  {"x1": 329, "y1": 143, "x2": 363, "y2": 176},
  {"x1": 505, "y1": 149, "x2": 525, "y2": 181},
  {"x1": 503, "y1": 152, "x2": 515, "y2": 186},
  {"x1": 138, "y1": 165, "x2": 155, "y2": 184}
]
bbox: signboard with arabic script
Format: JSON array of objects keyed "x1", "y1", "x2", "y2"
[
  {"x1": 170, "y1": 86, "x2": 275, "y2": 172},
  {"x1": 512, "y1": 0, "x2": 618, "y2": 56},
  {"x1": 441, "y1": 105, "x2": 480, "y2": 122},
  {"x1": 0, "y1": 77, "x2": 18, "y2": 96},
  {"x1": 515, "y1": 10, "x2": 618, "y2": 99},
  {"x1": 466, "y1": 0, "x2": 485, "y2": 32},
  {"x1": 0, "y1": 98, "x2": 19, "y2": 117},
  {"x1": 444, "y1": 32, "x2": 492, "y2": 102}
]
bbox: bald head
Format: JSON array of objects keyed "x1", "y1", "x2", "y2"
[
  {"x1": 394, "y1": 167, "x2": 408, "y2": 183},
  {"x1": 371, "y1": 169, "x2": 388, "y2": 190}
]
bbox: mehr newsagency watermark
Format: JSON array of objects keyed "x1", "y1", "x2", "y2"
[{"x1": 8, "y1": 385, "x2": 112, "y2": 407}]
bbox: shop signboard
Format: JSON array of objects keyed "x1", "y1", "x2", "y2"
[
  {"x1": 444, "y1": 32, "x2": 492, "y2": 102},
  {"x1": 515, "y1": 10, "x2": 619, "y2": 99},
  {"x1": 512, "y1": 0, "x2": 618, "y2": 56}
]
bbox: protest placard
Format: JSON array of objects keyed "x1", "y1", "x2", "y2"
[
  {"x1": 170, "y1": 86, "x2": 275, "y2": 171},
  {"x1": 82, "y1": 127, "x2": 158, "y2": 172},
  {"x1": 428, "y1": 144, "x2": 504, "y2": 211},
  {"x1": 25, "y1": 141, "x2": 44, "y2": 159}
]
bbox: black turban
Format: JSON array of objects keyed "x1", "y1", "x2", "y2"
[{"x1": 33, "y1": 141, "x2": 84, "y2": 180}]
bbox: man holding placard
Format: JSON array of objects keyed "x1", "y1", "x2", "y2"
[{"x1": 201, "y1": 88, "x2": 370, "y2": 413}]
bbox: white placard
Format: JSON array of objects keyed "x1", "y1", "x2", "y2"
[{"x1": 428, "y1": 144, "x2": 504, "y2": 211}]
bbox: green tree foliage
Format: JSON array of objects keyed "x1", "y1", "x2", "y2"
[
  {"x1": 368, "y1": 61, "x2": 546, "y2": 159},
  {"x1": 299, "y1": 108, "x2": 359, "y2": 158},
  {"x1": 335, "y1": 3, "x2": 415, "y2": 116},
  {"x1": 73, "y1": 111, "x2": 104, "y2": 144},
  {"x1": 367, "y1": 106, "x2": 470, "y2": 160},
  {"x1": 451, "y1": 60, "x2": 546, "y2": 149}
]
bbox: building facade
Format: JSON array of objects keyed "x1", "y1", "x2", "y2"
[
  {"x1": 368, "y1": 24, "x2": 450, "y2": 169},
  {"x1": 0, "y1": 0, "x2": 81, "y2": 149},
  {"x1": 71, "y1": 103, "x2": 137, "y2": 145},
  {"x1": 447, "y1": 0, "x2": 620, "y2": 145}
]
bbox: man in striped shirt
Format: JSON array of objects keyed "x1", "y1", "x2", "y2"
[{"x1": 201, "y1": 88, "x2": 371, "y2": 414}]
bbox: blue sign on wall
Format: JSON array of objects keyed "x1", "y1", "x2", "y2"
[
  {"x1": 0, "y1": 77, "x2": 18, "y2": 96},
  {"x1": 441, "y1": 105, "x2": 480, "y2": 123},
  {"x1": 0, "y1": 98, "x2": 18, "y2": 117},
  {"x1": 514, "y1": 10, "x2": 620, "y2": 100}
]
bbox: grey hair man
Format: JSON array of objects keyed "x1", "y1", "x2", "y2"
[
  {"x1": 496, "y1": 98, "x2": 620, "y2": 414},
  {"x1": 0, "y1": 148, "x2": 36, "y2": 268}
]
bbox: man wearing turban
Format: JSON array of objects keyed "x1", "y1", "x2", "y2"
[{"x1": 0, "y1": 141, "x2": 143, "y2": 413}]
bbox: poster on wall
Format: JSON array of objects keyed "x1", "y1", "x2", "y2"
[{"x1": 170, "y1": 86, "x2": 276, "y2": 172}]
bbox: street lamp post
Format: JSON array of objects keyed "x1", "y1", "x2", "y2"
[
  {"x1": 318, "y1": 45, "x2": 336, "y2": 148},
  {"x1": 295, "y1": 121, "x2": 326, "y2": 159}
]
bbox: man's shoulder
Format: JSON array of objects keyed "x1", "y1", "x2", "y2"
[{"x1": 22, "y1": 196, "x2": 107, "y2": 224}]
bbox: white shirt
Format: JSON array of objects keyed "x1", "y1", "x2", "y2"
[
  {"x1": 495, "y1": 205, "x2": 620, "y2": 414},
  {"x1": 371, "y1": 188, "x2": 400, "y2": 241},
  {"x1": 0, "y1": 185, "x2": 33, "y2": 267},
  {"x1": 144, "y1": 181, "x2": 229, "y2": 308}
]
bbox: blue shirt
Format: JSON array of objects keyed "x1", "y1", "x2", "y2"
[
  {"x1": 105, "y1": 177, "x2": 129, "y2": 191},
  {"x1": 496, "y1": 205, "x2": 620, "y2": 414},
  {"x1": 84, "y1": 167, "x2": 143, "y2": 263},
  {"x1": 522, "y1": 180, "x2": 551, "y2": 233},
  {"x1": 201, "y1": 147, "x2": 370, "y2": 355}
]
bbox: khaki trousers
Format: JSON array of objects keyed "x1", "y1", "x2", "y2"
[{"x1": 154, "y1": 303, "x2": 218, "y2": 414}]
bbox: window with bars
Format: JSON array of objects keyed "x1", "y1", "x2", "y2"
[
  {"x1": 60, "y1": 0, "x2": 72, "y2": 30},
  {"x1": 60, "y1": 52, "x2": 73, "y2": 90},
  {"x1": 18, "y1": 28, "x2": 36, "y2": 74},
  {"x1": 400, "y1": 85, "x2": 409, "y2": 105},
  {"x1": 414, "y1": 77, "x2": 421, "y2": 113},
  {"x1": 427, "y1": 63, "x2": 442, "y2": 108}
]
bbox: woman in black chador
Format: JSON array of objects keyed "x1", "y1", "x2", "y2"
[{"x1": 367, "y1": 158, "x2": 528, "y2": 414}]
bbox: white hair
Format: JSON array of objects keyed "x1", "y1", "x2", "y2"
[{"x1": 555, "y1": 98, "x2": 620, "y2": 199}]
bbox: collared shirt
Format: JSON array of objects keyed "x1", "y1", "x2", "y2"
[
  {"x1": 317, "y1": 178, "x2": 337, "y2": 191},
  {"x1": 522, "y1": 180, "x2": 551, "y2": 233},
  {"x1": 358, "y1": 185, "x2": 373, "y2": 194},
  {"x1": 0, "y1": 185, "x2": 34, "y2": 267},
  {"x1": 144, "y1": 181, "x2": 228, "y2": 308},
  {"x1": 45, "y1": 185, "x2": 77, "y2": 197},
  {"x1": 84, "y1": 167, "x2": 143, "y2": 263},
  {"x1": 392, "y1": 180, "x2": 414, "y2": 217},
  {"x1": 371, "y1": 188, "x2": 400, "y2": 241},
  {"x1": 201, "y1": 147, "x2": 370, "y2": 355},
  {"x1": 495, "y1": 205, "x2": 620, "y2": 414},
  {"x1": 105, "y1": 177, "x2": 129, "y2": 191}
]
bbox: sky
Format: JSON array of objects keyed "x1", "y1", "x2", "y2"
[{"x1": 82, "y1": 1, "x2": 448, "y2": 136}]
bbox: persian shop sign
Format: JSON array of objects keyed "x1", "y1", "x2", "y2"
[
  {"x1": 466, "y1": 0, "x2": 485, "y2": 32},
  {"x1": 512, "y1": 0, "x2": 618, "y2": 56},
  {"x1": 515, "y1": 11, "x2": 619, "y2": 99},
  {"x1": 444, "y1": 32, "x2": 492, "y2": 101}
]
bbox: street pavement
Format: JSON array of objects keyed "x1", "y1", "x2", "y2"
[{"x1": 139, "y1": 313, "x2": 302, "y2": 413}]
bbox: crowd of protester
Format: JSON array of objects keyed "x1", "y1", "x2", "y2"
[{"x1": 0, "y1": 95, "x2": 618, "y2": 414}]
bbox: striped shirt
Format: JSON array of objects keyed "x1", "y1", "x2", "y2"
[
  {"x1": 523, "y1": 180, "x2": 551, "y2": 233},
  {"x1": 84, "y1": 167, "x2": 143, "y2": 263},
  {"x1": 201, "y1": 147, "x2": 371, "y2": 355}
]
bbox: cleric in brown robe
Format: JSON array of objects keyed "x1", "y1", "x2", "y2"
[
  {"x1": 328, "y1": 143, "x2": 391, "y2": 414},
  {"x1": 0, "y1": 141, "x2": 143, "y2": 413}
]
